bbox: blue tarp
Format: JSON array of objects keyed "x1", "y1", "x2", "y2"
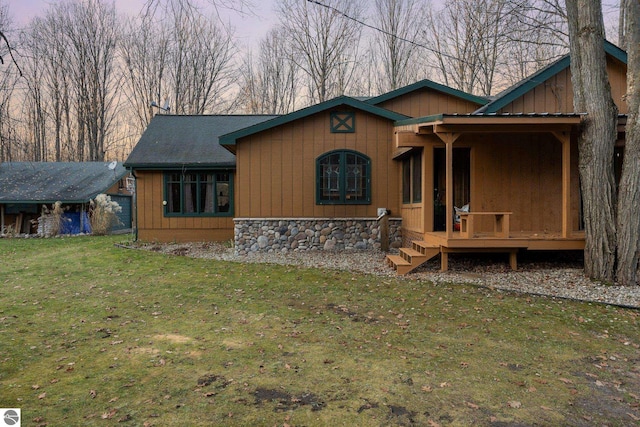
[{"x1": 60, "y1": 212, "x2": 92, "y2": 234}]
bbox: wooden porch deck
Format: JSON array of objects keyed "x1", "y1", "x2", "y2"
[{"x1": 386, "y1": 231, "x2": 585, "y2": 274}]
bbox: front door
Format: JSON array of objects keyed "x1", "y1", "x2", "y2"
[{"x1": 433, "y1": 147, "x2": 470, "y2": 231}]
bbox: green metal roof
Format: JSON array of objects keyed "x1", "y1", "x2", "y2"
[
  {"x1": 0, "y1": 162, "x2": 128, "y2": 204},
  {"x1": 395, "y1": 112, "x2": 584, "y2": 128},
  {"x1": 219, "y1": 96, "x2": 409, "y2": 147},
  {"x1": 395, "y1": 114, "x2": 445, "y2": 127},
  {"x1": 125, "y1": 114, "x2": 278, "y2": 168},
  {"x1": 365, "y1": 79, "x2": 489, "y2": 107},
  {"x1": 475, "y1": 40, "x2": 627, "y2": 114}
]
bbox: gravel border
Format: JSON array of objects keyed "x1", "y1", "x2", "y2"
[{"x1": 127, "y1": 242, "x2": 640, "y2": 309}]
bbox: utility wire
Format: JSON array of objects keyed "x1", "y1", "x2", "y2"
[{"x1": 305, "y1": 0, "x2": 467, "y2": 65}]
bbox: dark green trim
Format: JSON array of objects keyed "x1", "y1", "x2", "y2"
[
  {"x1": 605, "y1": 39, "x2": 628, "y2": 63},
  {"x1": 124, "y1": 163, "x2": 235, "y2": 170},
  {"x1": 316, "y1": 149, "x2": 371, "y2": 205},
  {"x1": 330, "y1": 112, "x2": 356, "y2": 133},
  {"x1": 0, "y1": 200, "x2": 91, "y2": 205},
  {"x1": 162, "y1": 170, "x2": 234, "y2": 217},
  {"x1": 395, "y1": 114, "x2": 445, "y2": 127},
  {"x1": 366, "y1": 79, "x2": 489, "y2": 107},
  {"x1": 477, "y1": 40, "x2": 627, "y2": 114},
  {"x1": 220, "y1": 96, "x2": 408, "y2": 146}
]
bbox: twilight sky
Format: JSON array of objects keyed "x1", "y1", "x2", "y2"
[{"x1": 7, "y1": 0, "x2": 279, "y2": 49}]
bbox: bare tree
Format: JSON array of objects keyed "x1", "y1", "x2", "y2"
[
  {"x1": 500, "y1": 0, "x2": 569, "y2": 88},
  {"x1": 142, "y1": 0, "x2": 255, "y2": 18},
  {"x1": 0, "y1": 1, "x2": 20, "y2": 162},
  {"x1": 616, "y1": 0, "x2": 640, "y2": 285},
  {"x1": 616, "y1": 0, "x2": 629, "y2": 46},
  {"x1": 67, "y1": 0, "x2": 120, "y2": 161},
  {"x1": 25, "y1": 14, "x2": 75, "y2": 161},
  {"x1": 16, "y1": 0, "x2": 121, "y2": 162},
  {"x1": 566, "y1": 0, "x2": 618, "y2": 282},
  {"x1": 423, "y1": 0, "x2": 570, "y2": 96},
  {"x1": 120, "y1": 15, "x2": 170, "y2": 131},
  {"x1": 137, "y1": 0, "x2": 237, "y2": 115},
  {"x1": 238, "y1": 27, "x2": 298, "y2": 114},
  {"x1": 278, "y1": 0, "x2": 364, "y2": 104},
  {"x1": 425, "y1": 0, "x2": 512, "y2": 96},
  {"x1": 169, "y1": 6, "x2": 236, "y2": 114},
  {"x1": 369, "y1": 0, "x2": 428, "y2": 93}
]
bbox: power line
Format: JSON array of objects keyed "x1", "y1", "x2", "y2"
[{"x1": 305, "y1": 0, "x2": 466, "y2": 64}]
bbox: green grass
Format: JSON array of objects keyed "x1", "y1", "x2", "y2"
[{"x1": 1, "y1": 236, "x2": 639, "y2": 426}]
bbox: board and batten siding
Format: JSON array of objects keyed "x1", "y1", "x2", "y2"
[
  {"x1": 469, "y1": 133, "x2": 581, "y2": 234},
  {"x1": 375, "y1": 88, "x2": 481, "y2": 117},
  {"x1": 496, "y1": 61, "x2": 628, "y2": 115},
  {"x1": 234, "y1": 110, "x2": 400, "y2": 219},
  {"x1": 134, "y1": 170, "x2": 234, "y2": 242}
]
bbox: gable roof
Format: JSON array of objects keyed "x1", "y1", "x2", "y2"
[
  {"x1": 0, "y1": 162, "x2": 128, "y2": 204},
  {"x1": 475, "y1": 40, "x2": 627, "y2": 114},
  {"x1": 125, "y1": 114, "x2": 278, "y2": 169},
  {"x1": 365, "y1": 78, "x2": 489, "y2": 107},
  {"x1": 219, "y1": 96, "x2": 409, "y2": 148}
]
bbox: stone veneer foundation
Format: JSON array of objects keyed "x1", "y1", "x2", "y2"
[{"x1": 234, "y1": 218, "x2": 402, "y2": 254}]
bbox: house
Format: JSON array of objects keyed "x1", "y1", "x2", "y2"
[
  {"x1": 0, "y1": 162, "x2": 133, "y2": 236},
  {"x1": 124, "y1": 115, "x2": 277, "y2": 242},
  {"x1": 125, "y1": 41, "x2": 628, "y2": 273}
]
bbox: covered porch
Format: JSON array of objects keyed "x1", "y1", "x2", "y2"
[{"x1": 387, "y1": 113, "x2": 586, "y2": 274}]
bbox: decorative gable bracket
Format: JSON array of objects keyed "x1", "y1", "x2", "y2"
[{"x1": 330, "y1": 112, "x2": 356, "y2": 133}]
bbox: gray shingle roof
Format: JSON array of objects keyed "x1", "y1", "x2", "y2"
[
  {"x1": 125, "y1": 114, "x2": 279, "y2": 168},
  {"x1": 0, "y1": 162, "x2": 128, "y2": 203}
]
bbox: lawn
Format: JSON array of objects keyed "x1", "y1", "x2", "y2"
[{"x1": 1, "y1": 236, "x2": 639, "y2": 426}]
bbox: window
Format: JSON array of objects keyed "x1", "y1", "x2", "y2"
[
  {"x1": 402, "y1": 150, "x2": 422, "y2": 204},
  {"x1": 316, "y1": 150, "x2": 371, "y2": 204},
  {"x1": 165, "y1": 171, "x2": 232, "y2": 216}
]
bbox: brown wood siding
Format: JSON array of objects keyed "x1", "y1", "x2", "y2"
[
  {"x1": 497, "y1": 58, "x2": 628, "y2": 114},
  {"x1": 607, "y1": 59, "x2": 629, "y2": 114},
  {"x1": 401, "y1": 205, "x2": 423, "y2": 233},
  {"x1": 500, "y1": 68, "x2": 574, "y2": 113},
  {"x1": 377, "y1": 88, "x2": 482, "y2": 117},
  {"x1": 235, "y1": 110, "x2": 401, "y2": 219},
  {"x1": 134, "y1": 170, "x2": 234, "y2": 242},
  {"x1": 469, "y1": 133, "x2": 581, "y2": 233}
]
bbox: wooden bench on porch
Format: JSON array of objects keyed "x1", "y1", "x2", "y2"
[{"x1": 458, "y1": 211, "x2": 512, "y2": 239}]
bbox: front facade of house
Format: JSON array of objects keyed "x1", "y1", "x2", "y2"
[{"x1": 126, "y1": 41, "x2": 628, "y2": 272}]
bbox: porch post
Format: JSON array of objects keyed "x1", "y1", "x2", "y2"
[
  {"x1": 434, "y1": 132, "x2": 460, "y2": 239},
  {"x1": 445, "y1": 139, "x2": 454, "y2": 238},
  {"x1": 553, "y1": 131, "x2": 571, "y2": 238}
]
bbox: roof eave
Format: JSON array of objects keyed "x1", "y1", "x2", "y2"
[
  {"x1": 220, "y1": 96, "x2": 409, "y2": 146},
  {"x1": 124, "y1": 162, "x2": 236, "y2": 170},
  {"x1": 367, "y1": 79, "x2": 489, "y2": 106},
  {"x1": 477, "y1": 40, "x2": 627, "y2": 115}
]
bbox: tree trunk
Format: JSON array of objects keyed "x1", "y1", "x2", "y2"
[
  {"x1": 616, "y1": 0, "x2": 640, "y2": 286},
  {"x1": 566, "y1": 0, "x2": 618, "y2": 282}
]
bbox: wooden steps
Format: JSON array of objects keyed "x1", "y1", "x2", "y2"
[{"x1": 386, "y1": 240, "x2": 440, "y2": 275}]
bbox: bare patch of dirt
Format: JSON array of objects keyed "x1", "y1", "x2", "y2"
[
  {"x1": 253, "y1": 387, "x2": 325, "y2": 412},
  {"x1": 326, "y1": 303, "x2": 380, "y2": 323},
  {"x1": 561, "y1": 355, "x2": 640, "y2": 426},
  {"x1": 388, "y1": 405, "x2": 418, "y2": 426},
  {"x1": 153, "y1": 333, "x2": 191, "y2": 343},
  {"x1": 357, "y1": 399, "x2": 379, "y2": 413},
  {"x1": 127, "y1": 347, "x2": 160, "y2": 355},
  {"x1": 197, "y1": 374, "x2": 232, "y2": 388}
]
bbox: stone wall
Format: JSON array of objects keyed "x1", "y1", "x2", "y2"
[{"x1": 234, "y1": 218, "x2": 402, "y2": 254}]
